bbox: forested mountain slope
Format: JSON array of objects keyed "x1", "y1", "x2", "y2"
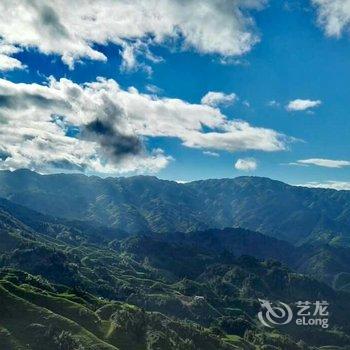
[{"x1": 1, "y1": 199, "x2": 350, "y2": 348}]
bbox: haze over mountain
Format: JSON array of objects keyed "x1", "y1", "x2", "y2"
[{"x1": 1, "y1": 169, "x2": 350, "y2": 246}]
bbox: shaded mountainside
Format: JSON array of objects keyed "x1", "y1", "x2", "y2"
[
  {"x1": 1, "y1": 201, "x2": 350, "y2": 348},
  {"x1": 160, "y1": 228, "x2": 350, "y2": 288},
  {"x1": 1, "y1": 169, "x2": 350, "y2": 246}
]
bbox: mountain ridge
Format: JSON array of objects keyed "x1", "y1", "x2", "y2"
[
  {"x1": 1, "y1": 169, "x2": 350, "y2": 246},
  {"x1": 6, "y1": 168, "x2": 350, "y2": 193}
]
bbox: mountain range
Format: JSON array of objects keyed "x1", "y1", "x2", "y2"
[
  {"x1": 1, "y1": 169, "x2": 350, "y2": 349},
  {"x1": 1, "y1": 169, "x2": 350, "y2": 246}
]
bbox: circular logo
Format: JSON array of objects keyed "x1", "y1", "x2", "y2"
[{"x1": 258, "y1": 298, "x2": 293, "y2": 328}]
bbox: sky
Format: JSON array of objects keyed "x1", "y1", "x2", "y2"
[{"x1": 0, "y1": 0, "x2": 349, "y2": 189}]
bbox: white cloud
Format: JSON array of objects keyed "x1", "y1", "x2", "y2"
[
  {"x1": 0, "y1": 0, "x2": 267, "y2": 71},
  {"x1": 299, "y1": 181, "x2": 350, "y2": 191},
  {"x1": 0, "y1": 43, "x2": 25, "y2": 71},
  {"x1": 0, "y1": 54, "x2": 24, "y2": 71},
  {"x1": 286, "y1": 99, "x2": 322, "y2": 112},
  {"x1": 183, "y1": 121, "x2": 287, "y2": 152},
  {"x1": 201, "y1": 91, "x2": 238, "y2": 107},
  {"x1": 312, "y1": 0, "x2": 350, "y2": 37},
  {"x1": 234, "y1": 157, "x2": 257, "y2": 171},
  {"x1": 203, "y1": 151, "x2": 220, "y2": 157},
  {"x1": 294, "y1": 158, "x2": 350, "y2": 168},
  {"x1": 0, "y1": 77, "x2": 288, "y2": 174},
  {"x1": 119, "y1": 39, "x2": 163, "y2": 74}
]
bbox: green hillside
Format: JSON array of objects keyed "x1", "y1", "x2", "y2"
[
  {"x1": 1, "y1": 200, "x2": 350, "y2": 348},
  {"x1": 0, "y1": 269, "x2": 242, "y2": 350}
]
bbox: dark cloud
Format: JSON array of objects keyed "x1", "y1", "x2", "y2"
[
  {"x1": 80, "y1": 94, "x2": 144, "y2": 163},
  {"x1": 40, "y1": 6, "x2": 68, "y2": 37},
  {"x1": 86, "y1": 119, "x2": 114, "y2": 136},
  {"x1": 28, "y1": 0, "x2": 69, "y2": 39},
  {"x1": 83, "y1": 118, "x2": 143, "y2": 162}
]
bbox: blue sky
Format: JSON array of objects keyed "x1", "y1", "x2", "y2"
[{"x1": 0, "y1": 0, "x2": 349, "y2": 188}]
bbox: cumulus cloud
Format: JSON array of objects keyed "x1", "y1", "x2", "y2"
[
  {"x1": 201, "y1": 91, "x2": 238, "y2": 107},
  {"x1": 293, "y1": 158, "x2": 350, "y2": 168},
  {"x1": 0, "y1": 77, "x2": 288, "y2": 174},
  {"x1": 312, "y1": 0, "x2": 350, "y2": 37},
  {"x1": 0, "y1": 0, "x2": 267, "y2": 71},
  {"x1": 286, "y1": 99, "x2": 322, "y2": 112},
  {"x1": 0, "y1": 78, "x2": 172, "y2": 174},
  {"x1": 234, "y1": 157, "x2": 257, "y2": 171},
  {"x1": 299, "y1": 181, "x2": 350, "y2": 191}
]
